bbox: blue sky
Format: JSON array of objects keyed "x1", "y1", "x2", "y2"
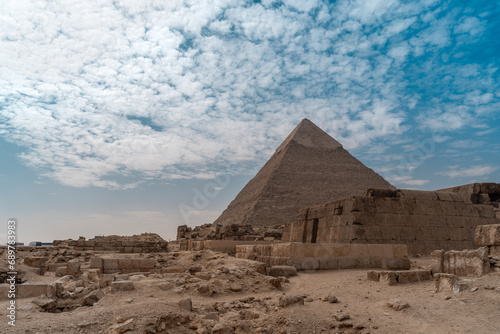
[{"x1": 1, "y1": 0, "x2": 499, "y2": 244}]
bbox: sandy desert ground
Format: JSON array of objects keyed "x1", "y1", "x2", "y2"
[{"x1": 1, "y1": 249, "x2": 500, "y2": 334}]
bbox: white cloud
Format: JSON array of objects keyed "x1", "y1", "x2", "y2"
[
  {"x1": 388, "y1": 175, "x2": 430, "y2": 186},
  {"x1": 0, "y1": 0, "x2": 497, "y2": 189},
  {"x1": 437, "y1": 165, "x2": 498, "y2": 179}
]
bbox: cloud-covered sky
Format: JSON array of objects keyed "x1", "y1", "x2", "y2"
[{"x1": 1, "y1": 0, "x2": 499, "y2": 243}]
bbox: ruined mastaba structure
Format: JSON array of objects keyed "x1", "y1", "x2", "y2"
[
  {"x1": 282, "y1": 188, "x2": 498, "y2": 256},
  {"x1": 213, "y1": 118, "x2": 394, "y2": 228}
]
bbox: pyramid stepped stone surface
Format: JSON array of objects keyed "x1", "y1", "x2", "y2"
[{"x1": 213, "y1": 119, "x2": 394, "y2": 228}]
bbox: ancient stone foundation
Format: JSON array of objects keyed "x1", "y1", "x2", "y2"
[
  {"x1": 53, "y1": 234, "x2": 168, "y2": 253},
  {"x1": 89, "y1": 257, "x2": 156, "y2": 274},
  {"x1": 178, "y1": 239, "x2": 275, "y2": 255},
  {"x1": 236, "y1": 242, "x2": 410, "y2": 270},
  {"x1": 282, "y1": 189, "x2": 498, "y2": 256}
]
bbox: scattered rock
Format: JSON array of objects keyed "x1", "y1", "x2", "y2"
[
  {"x1": 179, "y1": 298, "x2": 192, "y2": 312},
  {"x1": 387, "y1": 299, "x2": 409, "y2": 311},
  {"x1": 322, "y1": 294, "x2": 338, "y2": 303},
  {"x1": 211, "y1": 322, "x2": 233, "y2": 334},
  {"x1": 82, "y1": 289, "x2": 103, "y2": 306},
  {"x1": 230, "y1": 284, "x2": 243, "y2": 292},
  {"x1": 334, "y1": 313, "x2": 351, "y2": 321},
  {"x1": 268, "y1": 277, "x2": 282, "y2": 290},
  {"x1": 279, "y1": 295, "x2": 304, "y2": 308},
  {"x1": 268, "y1": 266, "x2": 298, "y2": 278},
  {"x1": 110, "y1": 318, "x2": 134, "y2": 334}
]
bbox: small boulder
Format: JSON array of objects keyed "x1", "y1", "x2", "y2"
[
  {"x1": 67, "y1": 259, "x2": 81, "y2": 277},
  {"x1": 387, "y1": 299, "x2": 409, "y2": 311},
  {"x1": 82, "y1": 289, "x2": 103, "y2": 306},
  {"x1": 230, "y1": 284, "x2": 243, "y2": 292},
  {"x1": 268, "y1": 266, "x2": 298, "y2": 278},
  {"x1": 322, "y1": 294, "x2": 338, "y2": 303},
  {"x1": 179, "y1": 298, "x2": 192, "y2": 312},
  {"x1": 278, "y1": 295, "x2": 304, "y2": 308}
]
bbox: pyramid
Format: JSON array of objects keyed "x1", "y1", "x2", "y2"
[{"x1": 213, "y1": 119, "x2": 395, "y2": 227}]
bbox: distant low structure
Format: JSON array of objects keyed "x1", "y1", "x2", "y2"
[
  {"x1": 282, "y1": 188, "x2": 498, "y2": 256},
  {"x1": 53, "y1": 234, "x2": 168, "y2": 253},
  {"x1": 29, "y1": 242, "x2": 53, "y2": 247}
]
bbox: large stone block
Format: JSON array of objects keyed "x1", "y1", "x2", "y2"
[
  {"x1": 397, "y1": 270, "x2": 432, "y2": 283},
  {"x1": 47, "y1": 263, "x2": 67, "y2": 272},
  {"x1": 23, "y1": 257, "x2": 47, "y2": 268},
  {"x1": 90, "y1": 257, "x2": 103, "y2": 269},
  {"x1": 431, "y1": 249, "x2": 444, "y2": 273},
  {"x1": 268, "y1": 266, "x2": 298, "y2": 277},
  {"x1": 55, "y1": 267, "x2": 68, "y2": 277},
  {"x1": 490, "y1": 246, "x2": 500, "y2": 256},
  {"x1": 67, "y1": 260, "x2": 81, "y2": 276},
  {"x1": 442, "y1": 247, "x2": 490, "y2": 277},
  {"x1": 434, "y1": 273, "x2": 457, "y2": 293},
  {"x1": 117, "y1": 259, "x2": 155, "y2": 270},
  {"x1": 102, "y1": 259, "x2": 119, "y2": 270},
  {"x1": 474, "y1": 224, "x2": 500, "y2": 246}
]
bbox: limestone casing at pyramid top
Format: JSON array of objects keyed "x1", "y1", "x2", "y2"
[{"x1": 275, "y1": 118, "x2": 343, "y2": 153}]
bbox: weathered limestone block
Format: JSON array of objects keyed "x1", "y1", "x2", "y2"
[
  {"x1": 67, "y1": 259, "x2": 81, "y2": 277},
  {"x1": 0, "y1": 284, "x2": 49, "y2": 300},
  {"x1": 434, "y1": 273, "x2": 457, "y2": 293},
  {"x1": 117, "y1": 258, "x2": 155, "y2": 270},
  {"x1": 431, "y1": 249, "x2": 444, "y2": 273},
  {"x1": 103, "y1": 259, "x2": 119, "y2": 270},
  {"x1": 441, "y1": 247, "x2": 490, "y2": 277},
  {"x1": 23, "y1": 257, "x2": 47, "y2": 268},
  {"x1": 279, "y1": 295, "x2": 304, "y2": 308},
  {"x1": 267, "y1": 266, "x2": 298, "y2": 278},
  {"x1": 367, "y1": 270, "x2": 431, "y2": 285},
  {"x1": 490, "y1": 246, "x2": 500, "y2": 256},
  {"x1": 55, "y1": 267, "x2": 68, "y2": 277},
  {"x1": 474, "y1": 224, "x2": 500, "y2": 246},
  {"x1": 397, "y1": 270, "x2": 432, "y2": 283},
  {"x1": 379, "y1": 272, "x2": 397, "y2": 285},
  {"x1": 90, "y1": 257, "x2": 103, "y2": 269}
]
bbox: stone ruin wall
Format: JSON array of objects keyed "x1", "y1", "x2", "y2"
[
  {"x1": 438, "y1": 183, "x2": 500, "y2": 219},
  {"x1": 282, "y1": 189, "x2": 498, "y2": 256},
  {"x1": 52, "y1": 236, "x2": 168, "y2": 253},
  {"x1": 177, "y1": 223, "x2": 284, "y2": 242}
]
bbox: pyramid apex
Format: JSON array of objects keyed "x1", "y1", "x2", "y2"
[{"x1": 276, "y1": 119, "x2": 343, "y2": 152}]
